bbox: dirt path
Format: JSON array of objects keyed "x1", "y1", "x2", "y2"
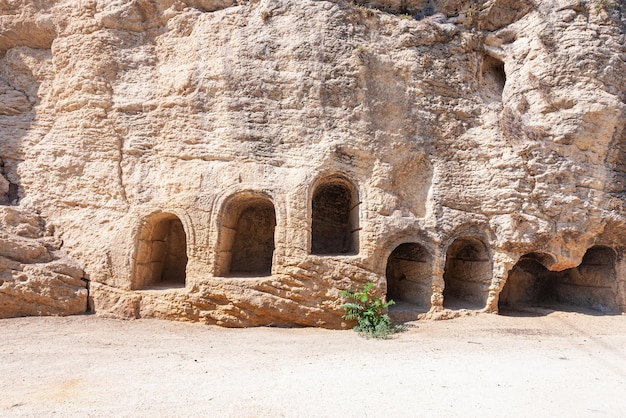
[{"x1": 1, "y1": 312, "x2": 625, "y2": 417}]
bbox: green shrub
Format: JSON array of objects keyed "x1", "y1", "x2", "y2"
[{"x1": 339, "y1": 282, "x2": 397, "y2": 339}]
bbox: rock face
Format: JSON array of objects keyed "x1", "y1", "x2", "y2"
[
  {"x1": 0, "y1": 0, "x2": 625, "y2": 325},
  {"x1": 0, "y1": 207, "x2": 87, "y2": 317}
]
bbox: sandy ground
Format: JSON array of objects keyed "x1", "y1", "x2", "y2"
[{"x1": 1, "y1": 311, "x2": 625, "y2": 418}]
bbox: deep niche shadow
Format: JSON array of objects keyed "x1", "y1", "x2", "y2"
[
  {"x1": 386, "y1": 242, "x2": 432, "y2": 322},
  {"x1": 499, "y1": 247, "x2": 622, "y2": 317},
  {"x1": 443, "y1": 237, "x2": 492, "y2": 310},
  {"x1": 132, "y1": 213, "x2": 188, "y2": 290}
]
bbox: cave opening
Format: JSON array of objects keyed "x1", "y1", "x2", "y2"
[
  {"x1": 443, "y1": 237, "x2": 492, "y2": 309},
  {"x1": 386, "y1": 242, "x2": 431, "y2": 311},
  {"x1": 132, "y1": 213, "x2": 187, "y2": 290},
  {"x1": 218, "y1": 195, "x2": 276, "y2": 277},
  {"x1": 499, "y1": 247, "x2": 620, "y2": 314},
  {"x1": 311, "y1": 178, "x2": 359, "y2": 255}
]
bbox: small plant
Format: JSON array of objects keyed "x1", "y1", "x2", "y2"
[{"x1": 340, "y1": 282, "x2": 397, "y2": 339}]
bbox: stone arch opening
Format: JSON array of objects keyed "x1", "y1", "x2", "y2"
[
  {"x1": 480, "y1": 54, "x2": 506, "y2": 103},
  {"x1": 443, "y1": 237, "x2": 492, "y2": 309},
  {"x1": 386, "y1": 243, "x2": 431, "y2": 310},
  {"x1": 311, "y1": 176, "x2": 359, "y2": 255},
  {"x1": 217, "y1": 194, "x2": 276, "y2": 276},
  {"x1": 498, "y1": 255, "x2": 551, "y2": 311},
  {"x1": 499, "y1": 247, "x2": 620, "y2": 314},
  {"x1": 132, "y1": 213, "x2": 187, "y2": 290}
]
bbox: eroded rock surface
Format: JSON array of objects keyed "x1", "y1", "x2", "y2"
[
  {"x1": 0, "y1": 0, "x2": 624, "y2": 326},
  {"x1": 0, "y1": 207, "x2": 87, "y2": 318}
]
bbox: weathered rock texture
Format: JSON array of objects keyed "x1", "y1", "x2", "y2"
[
  {"x1": 0, "y1": 207, "x2": 87, "y2": 317},
  {"x1": 0, "y1": 0, "x2": 625, "y2": 325}
]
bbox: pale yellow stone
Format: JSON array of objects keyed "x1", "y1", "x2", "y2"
[{"x1": 0, "y1": 0, "x2": 624, "y2": 324}]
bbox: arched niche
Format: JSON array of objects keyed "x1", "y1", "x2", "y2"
[
  {"x1": 443, "y1": 236, "x2": 492, "y2": 309},
  {"x1": 386, "y1": 242, "x2": 432, "y2": 310},
  {"x1": 132, "y1": 212, "x2": 188, "y2": 290},
  {"x1": 311, "y1": 175, "x2": 359, "y2": 255},
  {"x1": 216, "y1": 193, "x2": 276, "y2": 277},
  {"x1": 499, "y1": 246, "x2": 620, "y2": 314}
]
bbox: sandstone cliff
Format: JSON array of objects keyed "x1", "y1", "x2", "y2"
[{"x1": 0, "y1": 0, "x2": 624, "y2": 325}]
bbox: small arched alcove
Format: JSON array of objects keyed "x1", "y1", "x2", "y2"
[
  {"x1": 311, "y1": 175, "x2": 359, "y2": 255},
  {"x1": 132, "y1": 213, "x2": 188, "y2": 290},
  {"x1": 217, "y1": 193, "x2": 276, "y2": 277},
  {"x1": 386, "y1": 242, "x2": 432, "y2": 311},
  {"x1": 443, "y1": 237, "x2": 492, "y2": 309},
  {"x1": 499, "y1": 247, "x2": 620, "y2": 314}
]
